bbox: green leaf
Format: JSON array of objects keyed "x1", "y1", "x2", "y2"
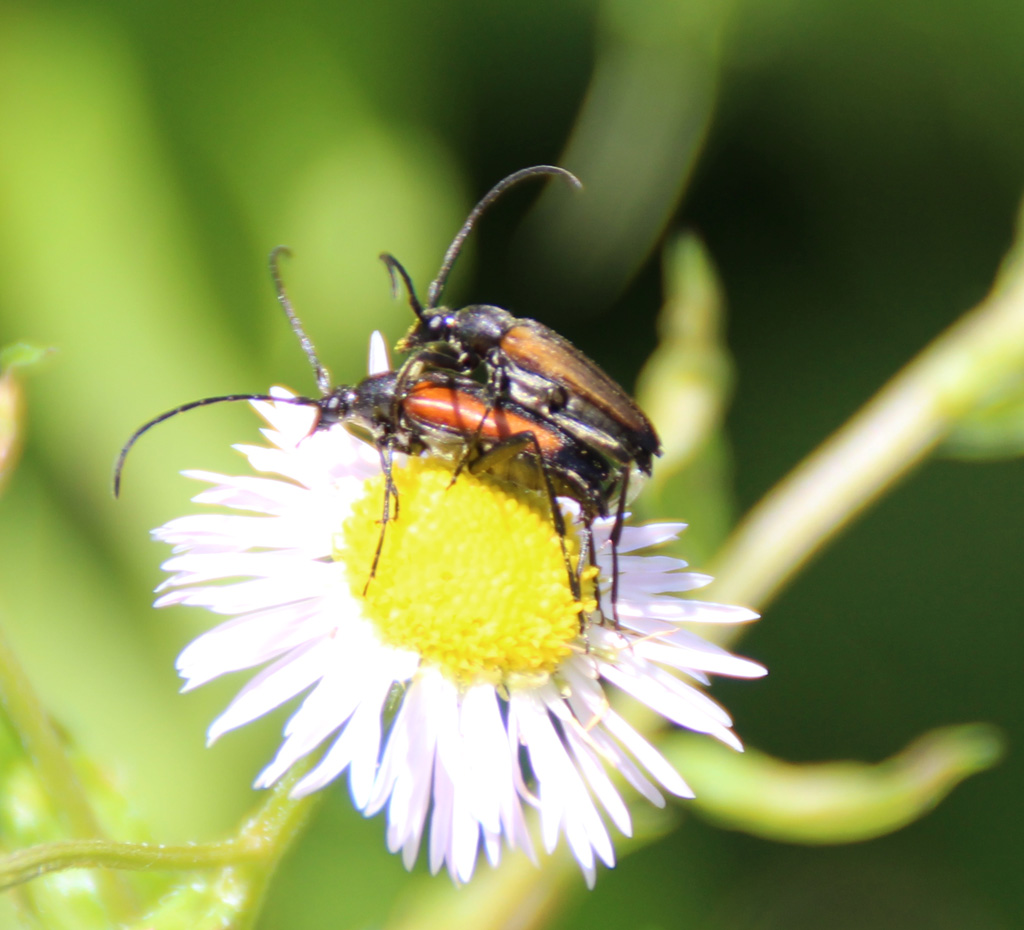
[
  {"x1": 635, "y1": 234, "x2": 736, "y2": 563},
  {"x1": 663, "y1": 724, "x2": 1003, "y2": 844}
]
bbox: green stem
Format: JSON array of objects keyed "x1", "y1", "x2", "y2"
[
  {"x1": 228, "y1": 761, "x2": 322, "y2": 927},
  {"x1": 0, "y1": 838, "x2": 256, "y2": 891},
  {"x1": 707, "y1": 210, "x2": 1024, "y2": 614},
  {"x1": 0, "y1": 621, "x2": 137, "y2": 918},
  {"x1": 0, "y1": 754, "x2": 320, "y2": 913}
]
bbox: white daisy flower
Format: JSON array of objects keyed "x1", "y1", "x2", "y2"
[{"x1": 152, "y1": 337, "x2": 765, "y2": 887}]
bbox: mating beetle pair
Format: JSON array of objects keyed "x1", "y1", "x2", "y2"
[{"x1": 115, "y1": 166, "x2": 661, "y2": 619}]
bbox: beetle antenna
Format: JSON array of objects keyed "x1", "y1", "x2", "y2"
[
  {"x1": 113, "y1": 392, "x2": 319, "y2": 497},
  {"x1": 425, "y1": 165, "x2": 582, "y2": 309},
  {"x1": 269, "y1": 246, "x2": 332, "y2": 396},
  {"x1": 379, "y1": 253, "x2": 427, "y2": 321}
]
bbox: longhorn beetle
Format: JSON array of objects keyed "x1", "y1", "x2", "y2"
[
  {"x1": 114, "y1": 249, "x2": 607, "y2": 604},
  {"x1": 383, "y1": 165, "x2": 663, "y2": 618}
]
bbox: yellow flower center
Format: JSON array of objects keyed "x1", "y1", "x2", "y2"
[{"x1": 336, "y1": 457, "x2": 597, "y2": 687}]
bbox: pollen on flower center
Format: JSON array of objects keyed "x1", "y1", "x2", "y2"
[{"x1": 336, "y1": 457, "x2": 594, "y2": 686}]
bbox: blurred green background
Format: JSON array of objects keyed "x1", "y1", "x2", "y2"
[{"x1": 0, "y1": 0, "x2": 1021, "y2": 927}]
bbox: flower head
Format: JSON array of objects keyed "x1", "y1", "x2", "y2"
[{"x1": 153, "y1": 336, "x2": 765, "y2": 886}]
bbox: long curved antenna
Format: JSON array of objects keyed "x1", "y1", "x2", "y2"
[
  {"x1": 379, "y1": 253, "x2": 426, "y2": 320},
  {"x1": 113, "y1": 392, "x2": 318, "y2": 497},
  {"x1": 425, "y1": 165, "x2": 582, "y2": 310},
  {"x1": 269, "y1": 246, "x2": 331, "y2": 396}
]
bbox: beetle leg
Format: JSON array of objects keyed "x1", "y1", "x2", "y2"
[
  {"x1": 410, "y1": 345, "x2": 464, "y2": 373},
  {"x1": 602, "y1": 469, "x2": 626, "y2": 626},
  {"x1": 447, "y1": 363, "x2": 507, "y2": 487},
  {"x1": 447, "y1": 406, "x2": 496, "y2": 487},
  {"x1": 466, "y1": 430, "x2": 532, "y2": 472},
  {"x1": 576, "y1": 520, "x2": 596, "y2": 636},
  {"x1": 364, "y1": 440, "x2": 400, "y2": 595}
]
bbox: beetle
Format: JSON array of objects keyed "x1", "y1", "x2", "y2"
[
  {"x1": 335, "y1": 367, "x2": 614, "y2": 598},
  {"x1": 114, "y1": 249, "x2": 608, "y2": 603},
  {"x1": 115, "y1": 367, "x2": 605, "y2": 606},
  {"x1": 384, "y1": 165, "x2": 662, "y2": 478},
  {"x1": 382, "y1": 165, "x2": 663, "y2": 617},
  {"x1": 337, "y1": 369, "x2": 614, "y2": 523}
]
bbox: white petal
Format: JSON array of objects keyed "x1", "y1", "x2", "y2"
[
  {"x1": 291, "y1": 678, "x2": 391, "y2": 801},
  {"x1": 563, "y1": 725, "x2": 632, "y2": 837},
  {"x1": 458, "y1": 685, "x2": 510, "y2": 836},
  {"x1": 180, "y1": 472, "x2": 313, "y2": 513},
  {"x1": 206, "y1": 640, "x2": 328, "y2": 742},
  {"x1": 515, "y1": 689, "x2": 614, "y2": 870},
  {"x1": 368, "y1": 331, "x2": 391, "y2": 374},
  {"x1": 559, "y1": 660, "x2": 667, "y2": 806},
  {"x1": 633, "y1": 636, "x2": 768, "y2": 680},
  {"x1": 156, "y1": 566, "x2": 337, "y2": 613},
  {"x1": 599, "y1": 657, "x2": 738, "y2": 746},
  {"x1": 610, "y1": 555, "x2": 689, "y2": 575},
  {"x1": 177, "y1": 600, "x2": 331, "y2": 688},
  {"x1": 607, "y1": 521, "x2": 686, "y2": 552},
  {"x1": 429, "y1": 750, "x2": 457, "y2": 877},
  {"x1": 427, "y1": 676, "x2": 465, "y2": 877},
  {"x1": 626, "y1": 598, "x2": 760, "y2": 624},
  {"x1": 600, "y1": 708, "x2": 695, "y2": 799},
  {"x1": 373, "y1": 675, "x2": 438, "y2": 869},
  {"x1": 255, "y1": 670, "x2": 356, "y2": 789},
  {"x1": 614, "y1": 571, "x2": 713, "y2": 596}
]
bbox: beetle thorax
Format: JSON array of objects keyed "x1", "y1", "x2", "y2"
[{"x1": 453, "y1": 305, "x2": 515, "y2": 354}]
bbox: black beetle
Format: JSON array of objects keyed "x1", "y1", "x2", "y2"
[
  {"x1": 384, "y1": 165, "x2": 662, "y2": 478},
  {"x1": 382, "y1": 166, "x2": 663, "y2": 617},
  {"x1": 114, "y1": 249, "x2": 610, "y2": 603}
]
